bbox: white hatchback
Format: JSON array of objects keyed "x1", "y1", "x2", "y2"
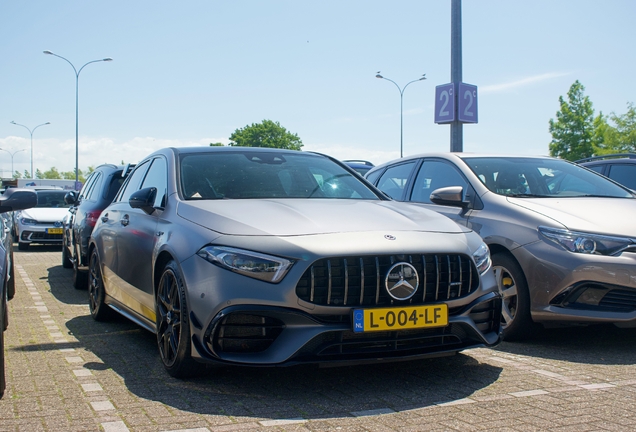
[{"x1": 14, "y1": 189, "x2": 73, "y2": 250}]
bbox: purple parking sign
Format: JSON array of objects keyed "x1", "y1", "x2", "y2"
[
  {"x1": 458, "y1": 83, "x2": 478, "y2": 123},
  {"x1": 434, "y1": 83, "x2": 455, "y2": 123}
]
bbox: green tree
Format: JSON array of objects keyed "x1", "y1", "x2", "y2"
[
  {"x1": 600, "y1": 103, "x2": 636, "y2": 154},
  {"x1": 35, "y1": 168, "x2": 43, "y2": 179},
  {"x1": 23, "y1": 170, "x2": 30, "y2": 179},
  {"x1": 549, "y1": 80, "x2": 596, "y2": 161},
  {"x1": 13, "y1": 171, "x2": 22, "y2": 179},
  {"x1": 229, "y1": 120, "x2": 303, "y2": 150},
  {"x1": 42, "y1": 167, "x2": 62, "y2": 179},
  {"x1": 209, "y1": 142, "x2": 224, "y2": 147}
]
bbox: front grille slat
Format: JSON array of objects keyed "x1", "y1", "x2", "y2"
[
  {"x1": 327, "y1": 260, "x2": 332, "y2": 305},
  {"x1": 297, "y1": 254, "x2": 479, "y2": 307},
  {"x1": 435, "y1": 255, "x2": 440, "y2": 301},
  {"x1": 359, "y1": 257, "x2": 365, "y2": 304},
  {"x1": 375, "y1": 257, "x2": 380, "y2": 305}
]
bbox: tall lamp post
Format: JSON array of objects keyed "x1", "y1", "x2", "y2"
[
  {"x1": 43, "y1": 50, "x2": 112, "y2": 187},
  {"x1": 0, "y1": 148, "x2": 27, "y2": 178},
  {"x1": 10, "y1": 121, "x2": 50, "y2": 178},
  {"x1": 375, "y1": 72, "x2": 426, "y2": 158}
]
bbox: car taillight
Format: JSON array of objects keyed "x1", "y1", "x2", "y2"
[{"x1": 86, "y1": 212, "x2": 101, "y2": 228}]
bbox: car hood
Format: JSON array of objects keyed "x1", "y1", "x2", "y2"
[
  {"x1": 507, "y1": 197, "x2": 636, "y2": 237},
  {"x1": 19, "y1": 207, "x2": 70, "y2": 222},
  {"x1": 177, "y1": 199, "x2": 468, "y2": 236}
]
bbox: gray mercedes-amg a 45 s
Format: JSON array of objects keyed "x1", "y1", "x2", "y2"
[{"x1": 87, "y1": 147, "x2": 501, "y2": 378}]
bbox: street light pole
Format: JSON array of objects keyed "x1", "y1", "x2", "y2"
[
  {"x1": 0, "y1": 148, "x2": 27, "y2": 178},
  {"x1": 375, "y1": 72, "x2": 426, "y2": 158},
  {"x1": 10, "y1": 121, "x2": 50, "y2": 178},
  {"x1": 43, "y1": 50, "x2": 112, "y2": 187}
]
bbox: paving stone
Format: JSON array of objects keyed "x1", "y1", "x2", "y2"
[{"x1": 1, "y1": 250, "x2": 636, "y2": 431}]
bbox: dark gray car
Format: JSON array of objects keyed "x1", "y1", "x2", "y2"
[
  {"x1": 366, "y1": 153, "x2": 636, "y2": 340},
  {"x1": 87, "y1": 147, "x2": 501, "y2": 378},
  {"x1": 0, "y1": 188, "x2": 37, "y2": 398}
]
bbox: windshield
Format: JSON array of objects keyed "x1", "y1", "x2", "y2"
[
  {"x1": 36, "y1": 190, "x2": 73, "y2": 208},
  {"x1": 180, "y1": 151, "x2": 380, "y2": 200},
  {"x1": 461, "y1": 157, "x2": 634, "y2": 198}
]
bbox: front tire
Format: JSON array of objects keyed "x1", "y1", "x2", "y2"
[
  {"x1": 7, "y1": 249, "x2": 15, "y2": 301},
  {"x1": 1, "y1": 299, "x2": 6, "y2": 398},
  {"x1": 492, "y1": 252, "x2": 535, "y2": 341},
  {"x1": 62, "y1": 244, "x2": 72, "y2": 269},
  {"x1": 72, "y1": 250, "x2": 88, "y2": 290},
  {"x1": 88, "y1": 249, "x2": 112, "y2": 321},
  {"x1": 156, "y1": 260, "x2": 204, "y2": 378}
]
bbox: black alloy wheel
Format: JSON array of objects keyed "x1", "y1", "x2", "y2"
[
  {"x1": 156, "y1": 260, "x2": 203, "y2": 378},
  {"x1": 88, "y1": 249, "x2": 111, "y2": 321},
  {"x1": 492, "y1": 252, "x2": 535, "y2": 341}
]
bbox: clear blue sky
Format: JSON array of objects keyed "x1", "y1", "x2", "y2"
[{"x1": 1, "y1": 1, "x2": 634, "y2": 177}]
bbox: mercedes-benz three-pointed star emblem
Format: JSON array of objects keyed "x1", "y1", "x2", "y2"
[{"x1": 385, "y1": 262, "x2": 419, "y2": 301}]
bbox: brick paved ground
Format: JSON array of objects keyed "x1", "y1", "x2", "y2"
[{"x1": 1, "y1": 247, "x2": 636, "y2": 431}]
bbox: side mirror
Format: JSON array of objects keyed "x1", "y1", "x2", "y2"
[
  {"x1": 429, "y1": 186, "x2": 469, "y2": 208},
  {"x1": 64, "y1": 191, "x2": 78, "y2": 205},
  {"x1": 0, "y1": 188, "x2": 37, "y2": 214},
  {"x1": 129, "y1": 187, "x2": 157, "y2": 215}
]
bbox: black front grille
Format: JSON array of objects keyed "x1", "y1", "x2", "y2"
[
  {"x1": 296, "y1": 254, "x2": 478, "y2": 307},
  {"x1": 599, "y1": 289, "x2": 636, "y2": 312},
  {"x1": 22, "y1": 231, "x2": 63, "y2": 241},
  {"x1": 212, "y1": 313, "x2": 285, "y2": 354}
]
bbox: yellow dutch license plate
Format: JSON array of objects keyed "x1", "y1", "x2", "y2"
[
  {"x1": 353, "y1": 304, "x2": 448, "y2": 333},
  {"x1": 47, "y1": 228, "x2": 63, "y2": 234}
]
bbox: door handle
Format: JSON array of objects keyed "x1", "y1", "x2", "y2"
[{"x1": 121, "y1": 215, "x2": 130, "y2": 226}]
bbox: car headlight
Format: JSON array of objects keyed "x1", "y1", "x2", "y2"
[
  {"x1": 197, "y1": 246, "x2": 294, "y2": 283},
  {"x1": 539, "y1": 226, "x2": 634, "y2": 256},
  {"x1": 20, "y1": 217, "x2": 38, "y2": 225},
  {"x1": 473, "y1": 242, "x2": 491, "y2": 274}
]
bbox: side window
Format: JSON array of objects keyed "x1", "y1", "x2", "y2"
[
  {"x1": 375, "y1": 162, "x2": 417, "y2": 200},
  {"x1": 411, "y1": 160, "x2": 468, "y2": 203},
  {"x1": 586, "y1": 165, "x2": 604, "y2": 174},
  {"x1": 105, "y1": 175, "x2": 125, "y2": 202},
  {"x1": 607, "y1": 165, "x2": 636, "y2": 190},
  {"x1": 365, "y1": 169, "x2": 382, "y2": 185},
  {"x1": 141, "y1": 157, "x2": 168, "y2": 208},
  {"x1": 117, "y1": 161, "x2": 150, "y2": 203},
  {"x1": 85, "y1": 172, "x2": 104, "y2": 201},
  {"x1": 78, "y1": 172, "x2": 98, "y2": 200}
]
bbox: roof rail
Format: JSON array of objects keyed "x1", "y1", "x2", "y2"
[
  {"x1": 575, "y1": 153, "x2": 636, "y2": 163},
  {"x1": 343, "y1": 159, "x2": 375, "y2": 166}
]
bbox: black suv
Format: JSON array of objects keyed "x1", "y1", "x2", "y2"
[
  {"x1": 62, "y1": 164, "x2": 134, "y2": 288},
  {"x1": 576, "y1": 153, "x2": 636, "y2": 190}
]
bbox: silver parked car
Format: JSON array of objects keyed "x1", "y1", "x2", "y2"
[
  {"x1": 87, "y1": 147, "x2": 501, "y2": 378},
  {"x1": 366, "y1": 153, "x2": 636, "y2": 340}
]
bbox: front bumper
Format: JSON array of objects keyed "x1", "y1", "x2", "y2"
[
  {"x1": 189, "y1": 291, "x2": 502, "y2": 367},
  {"x1": 19, "y1": 227, "x2": 64, "y2": 245},
  {"x1": 516, "y1": 241, "x2": 636, "y2": 325}
]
